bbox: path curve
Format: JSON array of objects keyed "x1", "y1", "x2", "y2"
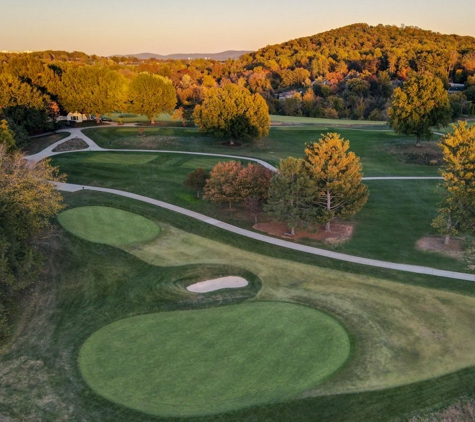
[
  {"x1": 54, "y1": 181, "x2": 475, "y2": 281},
  {"x1": 28, "y1": 127, "x2": 473, "y2": 281}
]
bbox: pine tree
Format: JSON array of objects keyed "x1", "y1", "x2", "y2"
[
  {"x1": 264, "y1": 157, "x2": 317, "y2": 236},
  {"x1": 305, "y1": 132, "x2": 368, "y2": 232},
  {"x1": 432, "y1": 121, "x2": 475, "y2": 244}
]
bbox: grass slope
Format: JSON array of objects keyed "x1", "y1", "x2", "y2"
[
  {"x1": 57, "y1": 206, "x2": 160, "y2": 246},
  {"x1": 79, "y1": 302, "x2": 350, "y2": 417},
  {"x1": 2, "y1": 191, "x2": 475, "y2": 421},
  {"x1": 51, "y1": 152, "x2": 467, "y2": 272},
  {"x1": 83, "y1": 126, "x2": 439, "y2": 176}
]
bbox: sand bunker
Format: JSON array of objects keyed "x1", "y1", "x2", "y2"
[{"x1": 186, "y1": 276, "x2": 248, "y2": 293}]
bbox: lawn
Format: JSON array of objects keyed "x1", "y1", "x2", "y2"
[
  {"x1": 2, "y1": 191, "x2": 475, "y2": 421},
  {"x1": 51, "y1": 152, "x2": 467, "y2": 272},
  {"x1": 57, "y1": 206, "x2": 161, "y2": 245},
  {"x1": 83, "y1": 125, "x2": 440, "y2": 176},
  {"x1": 79, "y1": 302, "x2": 350, "y2": 417}
]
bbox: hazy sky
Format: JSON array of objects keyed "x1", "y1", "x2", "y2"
[{"x1": 1, "y1": 0, "x2": 474, "y2": 56}]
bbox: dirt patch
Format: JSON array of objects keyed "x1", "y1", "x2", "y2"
[
  {"x1": 253, "y1": 221, "x2": 354, "y2": 244},
  {"x1": 388, "y1": 141, "x2": 443, "y2": 165},
  {"x1": 416, "y1": 236, "x2": 464, "y2": 260},
  {"x1": 52, "y1": 138, "x2": 88, "y2": 152}
]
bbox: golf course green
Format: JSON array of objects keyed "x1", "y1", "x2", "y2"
[
  {"x1": 79, "y1": 302, "x2": 351, "y2": 417},
  {"x1": 58, "y1": 206, "x2": 160, "y2": 246}
]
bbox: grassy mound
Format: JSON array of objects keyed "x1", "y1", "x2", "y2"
[
  {"x1": 79, "y1": 302, "x2": 350, "y2": 417},
  {"x1": 57, "y1": 206, "x2": 160, "y2": 245}
]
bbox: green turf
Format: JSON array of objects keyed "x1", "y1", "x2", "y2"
[
  {"x1": 83, "y1": 125, "x2": 440, "y2": 176},
  {"x1": 79, "y1": 302, "x2": 350, "y2": 417},
  {"x1": 84, "y1": 153, "x2": 158, "y2": 165},
  {"x1": 269, "y1": 115, "x2": 388, "y2": 126},
  {"x1": 57, "y1": 206, "x2": 160, "y2": 245}
]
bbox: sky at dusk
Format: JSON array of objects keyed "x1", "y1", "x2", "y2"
[{"x1": 1, "y1": 0, "x2": 474, "y2": 56}]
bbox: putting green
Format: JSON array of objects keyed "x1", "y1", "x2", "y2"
[
  {"x1": 79, "y1": 302, "x2": 350, "y2": 417},
  {"x1": 58, "y1": 206, "x2": 160, "y2": 246}
]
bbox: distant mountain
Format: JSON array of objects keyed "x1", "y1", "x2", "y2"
[{"x1": 123, "y1": 50, "x2": 252, "y2": 61}]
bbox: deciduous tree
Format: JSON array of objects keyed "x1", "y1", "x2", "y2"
[
  {"x1": 194, "y1": 84, "x2": 270, "y2": 144},
  {"x1": 239, "y1": 163, "x2": 273, "y2": 224},
  {"x1": 128, "y1": 73, "x2": 177, "y2": 125},
  {"x1": 388, "y1": 73, "x2": 451, "y2": 146},
  {"x1": 305, "y1": 132, "x2": 368, "y2": 232},
  {"x1": 432, "y1": 121, "x2": 475, "y2": 244},
  {"x1": 204, "y1": 161, "x2": 244, "y2": 209},
  {"x1": 59, "y1": 66, "x2": 126, "y2": 123},
  {"x1": 0, "y1": 120, "x2": 16, "y2": 152}
]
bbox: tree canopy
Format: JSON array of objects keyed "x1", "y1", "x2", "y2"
[
  {"x1": 59, "y1": 66, "x2": 127, "y2": 123},
  {"x1": 432, "y1": 121, "x2": 475, "y2": 244},
  {"x1": 388, "y1": 73, "x2": 451, "y2": 145},
  {"x1": 265, "y1": 157, "x2": 317, "y2": 235},
  {"x1": 128, "y1": 73, "x2": 177, "y2": 124},
  {"x1": 194, "y1": 84, "x2": 270, "y2": 143}
]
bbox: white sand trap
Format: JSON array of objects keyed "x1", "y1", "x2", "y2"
[{"x1": 186, "y1": 276, "x2": 248, "y2": 293}]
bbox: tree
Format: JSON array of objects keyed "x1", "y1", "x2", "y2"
[
  {"x1": 432, "y1": 121, "x2": 475, "y2": 244},
  {"x1": 238, "y1": 163, "x2": 273, "y2": 224},
  {"x1": 388, "y1": 73, "x2": 451, "y2": 146},
  {"x1": 183, "y1": 168, "x2": 209, "y2": 198},
  {"x1": 0, "y1": 145, "x2": 65, "y2": 289},
  {"x1": 59, "y1": 66, "x2": 126, "y2": 123},
  {"x1": 305, "y1": 133, "x2": 368, "y2": 232},
  {"x1": 264, "y1": 157, "x2": 317, "y2": 236},
  {"x1": 0, "y1": 120, "x2": 16, "y2": 152},
  {"x1": 194, "y1": 84, "x2": 270, "y2": 144},
  {"x1": 128, "y1": 73, "x2": 177, "y2": 125},
  {"x1": 204, "y1": 161, "x2": 244, "y2": 209}
]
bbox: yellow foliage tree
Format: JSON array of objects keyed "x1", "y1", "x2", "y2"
[
  {"x1": 305, "y1": 132, "x2": 368, "y2": 231},
  {"x1": 432, "y1": 121, "x2": 475, "y2": 244}
]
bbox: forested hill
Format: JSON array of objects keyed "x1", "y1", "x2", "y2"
[{"x1": 242, "y1": 23, "x2": 475, "y2": 81}]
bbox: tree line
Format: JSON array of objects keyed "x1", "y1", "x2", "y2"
[
  {"x1": 186, "y1": 133, "x2": 369, "y2": 234},
  {"x1": 1, "y1": 23, "x2": 475, "y2": 140}
]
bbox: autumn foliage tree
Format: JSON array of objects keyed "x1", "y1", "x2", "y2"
[
  {"x1": 388, "y1": 73, "x2": 451, "y2": 146},
  {"x1": 432, "y1": 121, "x2": 475, "y2": 244},
  {"x1": 305, "y1": 133, "x2": 369, "y2": 232},
  {"x1": 0, "y1": 146, "x2": 65, "y2": 289},
  {"x1": 0, "y1": 120, "x2": 16, "y2": 152},
  {"x1": 194, "y1": 84, "x2": 270, "y2": 144},
  {"x1": 59, "y1": 66, "x2": 126, "y2": 123},
  {"x1": 204, "y1": 161, "x2": 244, "y2": 209},
  {"x1": 128, "y1": 73, "x2": 177, "y2": 124}
]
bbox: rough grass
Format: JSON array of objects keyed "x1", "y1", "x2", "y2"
[
  {"x1": 270, "y1": 115, "x2": 388, "y2": 126},
  {"x1": 57, "y1": 206, "x2": 160, "y2": 246},
  {"x1": 2, "y1": 191, "x2": 475, "y2": 421},
  {"x1": 79, "y1": 302, "x2": 350, "y2": 417}
]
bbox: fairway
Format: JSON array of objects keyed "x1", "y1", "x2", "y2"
[
  {"x1": 79, "y1": 302, "x2": 351, "y2": 417},
  {"x1": 84, "y1": 153, "x2": 158, "y2": 165},
  {"x1": 58, "y1": 206, "x2": 160, "y2": 245}
]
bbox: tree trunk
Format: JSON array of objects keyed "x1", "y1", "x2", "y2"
[
  {"x1": 95, "y1": 113, "x2": 101, "y2": 124},
  {"x1": 290, "y1": 226, "x2": 295, "y2": 236},
  {"x1": 151, "y1": 117, "x2": 155, "y2": 125},
  {"x1": 254, "y1": 214, "x2": 258, "y2": 225},
  {"x1": 196, "y1": 191, "x2": 200, "y2": 199},
  {"x1": 229, "y1": 138, "x2": 234, "y2": 146},
  {"x1": 229, "y1": 201, "x2": 232, "y2": 210},
  {"x1": 416, "y1": 136, "x2": 421, "y2": 147},
  {"x1": 444, "y1": 213, "x2": 452, "y2": 245},
  {"x1": 326, "y1": 190, "x2": 332, "y2": 232}
]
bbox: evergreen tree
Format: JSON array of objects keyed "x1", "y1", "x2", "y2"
[
  {"x1": 432, "y1": 121, "x2": 475, "y2": 244},
  {"x1": 264, "y1": 157, "x2": 317, "y2": 236},
  {"x1": 183, "y1": 168, "x2": 209, "y2": 198},
  {"x1": 305, "y1": 132, "x2": 368, "y2": 232}
]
